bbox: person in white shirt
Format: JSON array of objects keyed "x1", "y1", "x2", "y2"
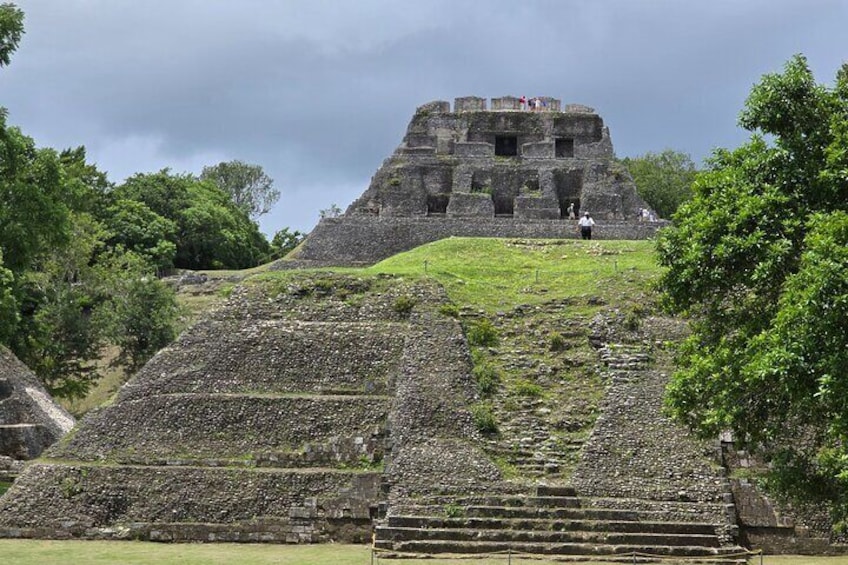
[{"x1": 578, "y1": 212, "x2": 595, "y2": 240}]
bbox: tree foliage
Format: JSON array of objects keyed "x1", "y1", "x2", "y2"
[
  {"x1": 0, "y1": 8, "x2": 291, "y2": 399},
  {"x1": 0, "y1": 123, "x2": 71, "y2": 273},
  {"x1": 0, "y1": 109, "x2": 184, "y2": 397},
  {"x1": 0, "y1": 2, "x2": 24, "y2": 68},
  {"x1": 269, "y1": 227, "x2": 305, "y2": 259},
  {"x1": 621, "y1": 149, "x2": 697, "y2": 218},
  {"x1": 114, "y1": 170, "x2": 270, "y2": 270},
  {"x1": 658, "y1": 55, "x2": 848, "y2": 523},
  {"x1": 200, "y1": 160, "x2": 280, "y2": 219}
]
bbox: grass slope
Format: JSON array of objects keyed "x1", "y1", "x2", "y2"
[{"x1": 360, "y1": 237, "x2": 659, "y2": 312}]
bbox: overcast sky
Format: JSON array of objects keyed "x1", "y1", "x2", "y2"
[{"x1": 2, "y1": 0, "x2": 846, "y2": 235}]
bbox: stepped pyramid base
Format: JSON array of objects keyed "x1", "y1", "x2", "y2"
[{"x1": 375, "y1": 486, "x2": 746, "y2": 562}]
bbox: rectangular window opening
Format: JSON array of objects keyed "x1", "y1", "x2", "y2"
[
  {"x1": 495, "y1": 136, "x2": 518, "y2": 157},
  {"x1": 555, "y1": 138, "x2": 574, "y2": 158}
]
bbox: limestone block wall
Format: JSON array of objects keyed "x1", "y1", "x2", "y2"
[
  {"x1": 49, "y1": 395, "x2": 390, "y2": 463},
  {"x1": 446, "y1": 193, "x2": 495, "y2": 217},
  {"x1": 284, "y1": 216, "x2": 665, "y2": 266},
  {"x1": 0, "y1": 463, "x2": 380, "y2": 542},
  {"x1": 0, "y1": 347, "x2": 74, "y2": 460}
]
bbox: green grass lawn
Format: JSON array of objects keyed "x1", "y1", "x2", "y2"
[
  {"x1": 0, "y1": 540, "x2": 845, "y2": 565},
  {"x1": 258, "y1": 237, "x2": 661, "y2": 314}
]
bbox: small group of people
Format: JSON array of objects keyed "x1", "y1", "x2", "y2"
[
  {"x1": 567, "y1": 202, "x2": 594, "y2": 239},
  {"x1": 638, "y1": 207, "x2": 656, "y2": 222},
  {"x1": 518, "y1": 95, "x2": 545, "y2": 112}
]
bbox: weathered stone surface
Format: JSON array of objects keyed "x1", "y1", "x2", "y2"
[
  {"x1": 0, "y1": 347, "x2": 74, "y2": 460},
  {"x1": 283, "y1": 217, "x2": 664, "y2": 267},
  {"x1": 287, "y1": 97, "x2": 657, "y2": 266},
  {"x1": 0, "y1": 273, "x2": 484, "y2": 544}
]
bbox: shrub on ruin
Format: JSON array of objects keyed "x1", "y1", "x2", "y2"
[
  {"x1": 471, "y1": 403, "x2": 498, "y2": 435},
  {"x1": 392, "y1": 295, "x2": 417, "y2": 316},
  {"x1": 514, "y1": 379, "x2": 543, "y2": 398},
  {"x1": 467, "y1": 319, "x2": 499, "y2": 347},
  {"x1": 438, "y1": 303, "x2": 460, "y2": 318},
  {"x1": 472, "y1": 363, "x2": 501, "y2": 398},
  {"x1": 548, "y1": 331, "x2": 567, "y2": 351}
]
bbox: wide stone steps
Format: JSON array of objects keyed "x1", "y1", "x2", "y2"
[
  {"x1": 386, "y1": 516, "x2": 720, "y2": 536},
  {"x1": 391, "y1": 504, "x2": 720, "y2": 522},
  {"x1": 377, "y1": 525, "x2": 721, "y2": 547},
  {"x1": 376, "y1": 486, "x2": 743, "y2": 561},
  {"x1": 373, "y1": 539, "x2": 744, "y2": 558}
]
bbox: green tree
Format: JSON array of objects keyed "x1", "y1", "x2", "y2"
[
  {"x1": 97, "y1": 252, "x2": 181, "y2": 372},
  {"x1": 114, "y1": 170, "x2": 270, "y2": 270},
  {"x1": 10, "y1": 213, "x2": 106, "y2": 398},
  {"x1": 102, "y1": 199, "x2": 177, "y2": 271},
  {"x1": 0, "y1": 2, "x2": 24, "y2": 68},
  {"x1": 0, "y1": 122, "x2": 71, "y2": 273},
  {"x1": 269, "y1": 227, "x2": 305, "y2": 259},
  {"x1": 621, "y1": 149, "x2": 697, "y2": 218},
  {"x1": 200, "y1": 160, "x2": 280, "y2": 219},
  {"x1": 0, "y1": 251, "x2": 17, "y2": 343},
  {"x1": 657, "y1": 55, "x2": 848, "y2": 523}
]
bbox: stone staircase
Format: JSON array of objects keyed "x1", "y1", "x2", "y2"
[
  {"x1": 375, "y1": 485, "x2": 746, "y2": 561},
  {"x1": 374, "y1": 314, "x2": 747, "y2": 561}
]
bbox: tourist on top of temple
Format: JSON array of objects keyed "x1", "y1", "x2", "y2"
[
  {"x1": 519, "y1": 95, "x2": 527, "y2": 110},
  {"x1": 578, "y1": 211, "x2": 595, "y2": 240}
]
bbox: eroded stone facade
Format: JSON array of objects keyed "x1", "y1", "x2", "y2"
[{"x1": 290, "y1": 96, "x2": 656, "y2": 266}]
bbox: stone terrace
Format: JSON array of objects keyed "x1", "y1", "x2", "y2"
[{"x1": 0, "y1": 274, "x2": 483, "y2": 543}]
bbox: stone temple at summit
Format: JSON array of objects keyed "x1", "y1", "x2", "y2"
[{"x1": 291, "y1": 95, "x2": 656, "y2": 265}]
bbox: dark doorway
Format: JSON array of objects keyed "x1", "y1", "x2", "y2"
[
  {"x1": 427, "y1": 193, "x2": 449, "y2": 215},
  {"x1": 495, "y1": 136, "x2": 518, "y2": 157},
  {"x1": 492, "y1": 192, "x2": 515, "y2": 216},
  {"x1": 553, "y1": 169, "x2": 583, "y2": 219},
  {"x1": 555, "y1": 138, "x2": 574, "y2": 158}
]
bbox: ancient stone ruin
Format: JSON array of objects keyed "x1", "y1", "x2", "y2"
[
  {"x1": 0, "y1": 98, "x2": 835, "y2": 559},
  {"x1": 0, "y1": 346, "x2": 75, "y2": 485},
  {"x1": 289, "y1": 96, "x2": 657, "y2": 266}
]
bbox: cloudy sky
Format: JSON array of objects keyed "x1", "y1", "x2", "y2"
[{"x1": 2, "y1": 0, "x2": 846, "y2": 235}]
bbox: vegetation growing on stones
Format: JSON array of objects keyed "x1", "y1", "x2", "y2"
[
  {"x1": 437, "y1": 303, "x2": 459, "y2": 318},
  {"x1": 471, "y1": 402, "x2": 498, "y2": 435},
  {"x1": 466, "y1": 319, "x2": 499, "y2": 346},
  {"x1": 548, "y1": 331, "x2": 567, "y2": 351},
  {"x1": 472, "y1": 363, "x2": 501, "y2": 398},
  {"x1": 392, "y1": 295, "x2": 417, "y2": 316},
  {"x1": 658, "y1": 55, "x2": 848, "y2": 525}
]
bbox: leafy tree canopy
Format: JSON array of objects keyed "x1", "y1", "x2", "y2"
[
  {"x1": 114, "y1": 169, "x2": 270, "y2": 270},
  {"x1": 200, "y1": 160, "x2": 280, "y2": 219},
  {"x1": 621, "y1": 149, "x2": 697, "y2": 218},
  {"x1": 269, "y1": 227, "x2": 305, "y2": 259},
  {"x1": 658, "y1": 55, "x2": 848, "y2": 523},
  {"x1": 0, "y1": 121, "x2": 71, "y2": 274},
  {"x1": 0, "y1": 2, "x2": 23, "y2": 68}
]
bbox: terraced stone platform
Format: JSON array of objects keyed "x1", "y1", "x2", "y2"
[
  {"x1": 0, "y1": 274, "x2": 479, "y2": 543},
  {"x1": 0, "y1": 273, "x2": 754, "y2": 557}
]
